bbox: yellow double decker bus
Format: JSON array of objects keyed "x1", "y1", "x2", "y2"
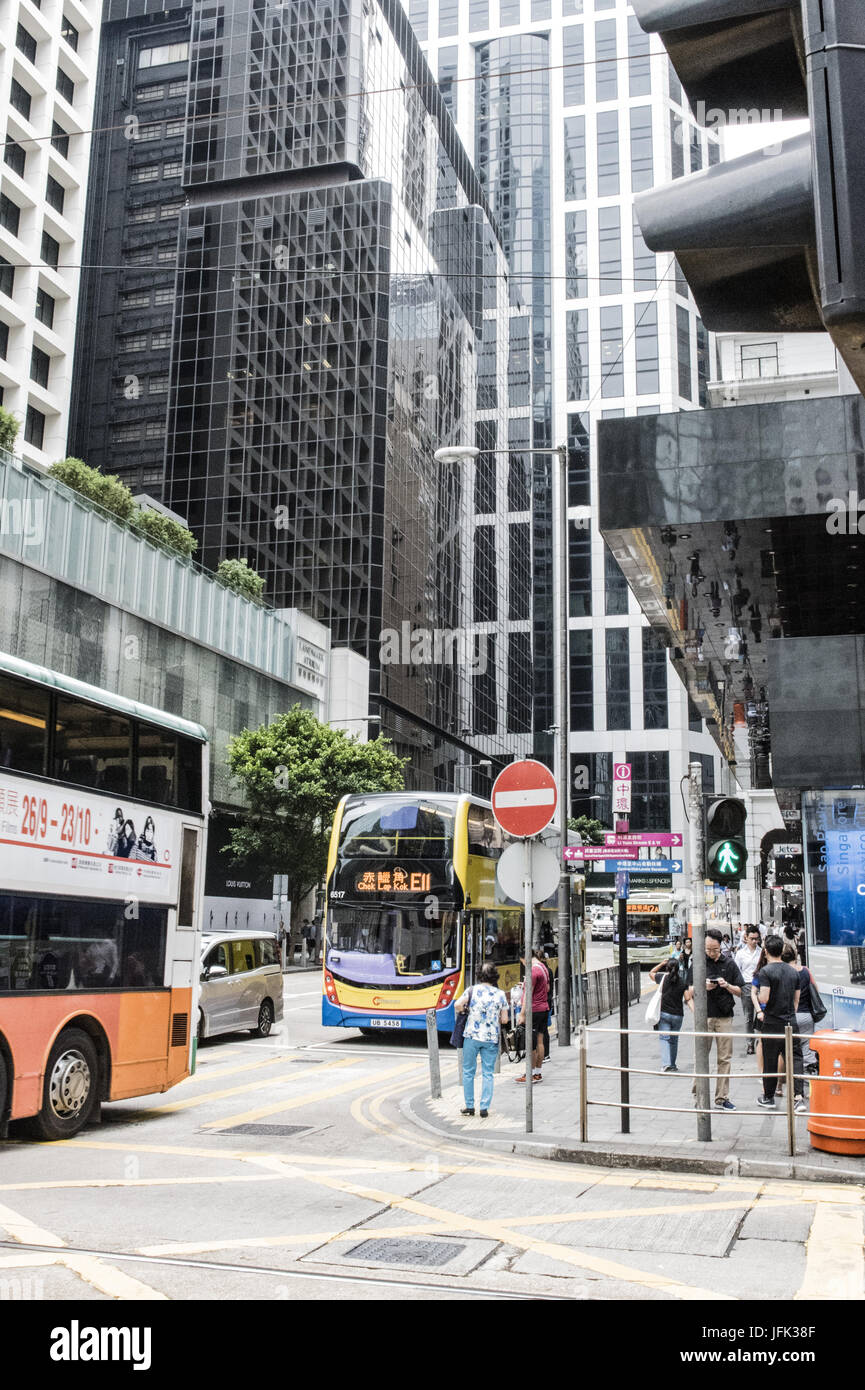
[{"x1": 322, "y1": 793, "x2": 545, "y2": 1033}]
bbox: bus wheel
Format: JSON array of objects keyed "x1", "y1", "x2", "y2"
[
  {"x1": 251, "y1": 999, "x2": 274, "y2": 1038},
  {"x1": 25, "y1": 1029, "x2": 99, "y2": 1142}
]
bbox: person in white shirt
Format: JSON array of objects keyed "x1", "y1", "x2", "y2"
[{"x1": 734, "y1": 925, "x2": 763, "y2": 1055}]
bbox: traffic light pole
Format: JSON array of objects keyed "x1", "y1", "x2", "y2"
[{"x1": 688, "y1": 761, "x2": 711, "y2": 1142}]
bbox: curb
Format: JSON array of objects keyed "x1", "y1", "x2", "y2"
[{"x1": 401, "y1": 1091, "x2": 865, "y2": 1187}]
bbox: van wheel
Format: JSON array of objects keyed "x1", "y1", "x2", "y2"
[
  {"x1": 23, "y1": 1029, "x2": 99, "y2": 1141},
  {"x1": 252, "y1": 999, "x2": 274, "y2": 1038}
]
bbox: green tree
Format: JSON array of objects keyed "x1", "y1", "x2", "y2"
[
  {"x1": 0, "y1": 407, "x2": 20, "y2": 453},
  {"x1": 225, "y1": 706, "x2": 407, "y2": 921},
  {"x1": 216, "y1": 556, "x2": 265, "y2": 602},
  {"x1": 568, "y1": 815, "x2": 606, "y2": 845}
]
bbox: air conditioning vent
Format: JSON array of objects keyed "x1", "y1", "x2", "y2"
[{"x1": 171, "y1": 1012, "x2": 189, "y2": 1047}]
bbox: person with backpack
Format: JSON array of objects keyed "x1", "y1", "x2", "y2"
[{"x1": 452, "y1": 963, "x2": 509, "y2": 1118}]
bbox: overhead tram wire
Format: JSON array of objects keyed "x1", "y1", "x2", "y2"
[{"x1": 0, "y1": 44, "x2": 686, "y2": 155}]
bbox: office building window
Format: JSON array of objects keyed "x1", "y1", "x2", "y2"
[
  {"x1": 10, "y1": 80, "x2": 31, "y2": 122},
  {"x1": 562, "y1": 26, "x2": 584, "y2": 106},
  {"x1": 569, "y1": 629, "x2": 593, "y2": 731},
  {"x1": 567, "y1": 413, "x2": 590, "y2": 508},
  {"x1": 0, "y1": 195, "x2": 21, "y2": 238},
  {"x1": 136, "y1": 85, "x2": 165, "y2": 102},
  {"x1": 595, "y1": 20, "x2": 617, "y2": 102},
  {"x1": 508, "y1": 632, "x2": 533, "y2": 734},
  {"x1": 145, "y1": 420, "x2": 166, "y2": 439},
  {"x1": 500, "y1": 0, "x2": 520, "y2": 24},
  {"x1": 132, "y1": 164, "x2": 160, "y2": 183},
  {"x1": 628, "y1": 15, "x2": 651, "y2": 96},
  {"x1": 708, "y1": 138, "x2": 721, "y2": 167},
  {"x1": 438, "y1": 47, "x2": 458, "y2": 120},
  {"x1": 630, "y1": 106, "x2": 653, "y2": 192},
  {"x1": 626, "y1": 751, "x2": 670, "y2": 831},
  {"x1": 508, "y1": 421, "x2": 531, "y2": 510},
  {"x1": 473, "y1": 526, "x2": 497, "y2": 622},
  {"x1": 562, "y1": 0, "x2": 582, "y2": 13},
  {"x1": 165, "y1": 120, "x2": 186, "y2": 136},
  {"x1": 408, "y1": 0, "x2": 427, "y2": 39},
  {"x1": 566, "y1": 308, "x2": 589, "y2": 400},
  {"x1": 4, "y1": 141, "x2": 26, "y2": 178},
  {"x1": 571, "y1": 750, "x2": 611, "y2": 823},
  {"x1": 40, "y1": 234, "x2": 60, "y2": 269},
  {"x1": 564, "y1": 116, "x2": 587, "y2": 200},
  {"x1": 674, "y1": 258, "x2": 689, "y2": 300},
  {"x1": 111, "y1": 425, "x2": 141, "y2": 444},
  {"x1": 598, "y1": 206, "x2": 621, "y2": 295},
  {"x1": 600, "y1": 305, "x2": 623, "y2": 398},
  {"x1": 163, "y1": 161, "x2": 183, "y2": 179},
  {"x1": 139, "y1": 43, "x2": 189, "y2": 68},
  {"x1": 477, "y1": 320, "x2": 497, "y2": 408},
  {"x1": 569, "y1": 520, "x2": 591, "y2": 617},
  {"x1": 597, "y1": 111, "x2": 619, "y2": 195},
  {"x1": 688, "y1": 696, "x2": 702, "y2": 734},
  {"x1": 0, "y1": 257, "x2": 14, "y2": 297},
  {"x1": 509, "y1": 522, "x2": 531, "y2": 621},
  {"x1": 671, "y1": 112, "x2": 685, "y2": 179},
  {"x1": 439, "y1": 0, "x2": 458, "y2": 36},
  {"x1": 689, "y1": 125, "x2": 703, "y2": 173},
  {"x1": 474, "y1": 423, "x2": 497, "y2": 513},
  {"x1": 0, "y1": 322, "x2": 8, "y2": 360},
  {"x1": 690, "y1": 751, "x2": 715, "y2": 795},
  {"x1": 120, "y1": 290, "x2": 150, "y2": 309},
  {"x1": 60, "y1": 17, "x2": 79, "y2": 51},
  {"x1": 565, "y1": 211, "x2": 587, "y2": 298},
  {"x1": 119, "y1": 333, "x2": 147, "y2": 353},
  {"x1": 128, "y1": 206, "x2": 157, "y2": 224},
  {"x1": 605, "y1": 628, "x2": 630, "y2": 730},
  {"x1": 668, "y1": 62, "x2": 682, "y2": 104},
  {"x1": 633, "y1": 211, "x2": 655, "y2": 289},
  {"x1": 51, "y1": 123, "x2": 70, "y2": 159},
  {"x1": 35, "y1": 287, "x2": 55, "y2": 328},
  {"x1": 56, "y1": 69, "x2": 75, "y2": 104},
  {"x1": 149, "y1": 375, "x2": 170, "y2": 394},
  {"x1": 697, "y1": 318, "x2": 709, "y2": 406},
  {"x1": 677, "y1": 305, "x2": 692, "y2": 400},
  {"x1": 15, "y1": 23, "x2": 38, "y2": 63},
  {"x1": 473, "y1": 635, "x2": 497, "y2": 737},
  {"x1": 30, "y1": 346, "x2": 50, "y2": 388},
  {"x1": 740, "y1": 341, "x2": 779, "y2": 379},
  {"x1": 604, "y1": 544, "x2": 628, "y2": 616},
  {"x1": 470, "y1": 0, "x2": 488, "y2": 31},
  {"x1": 45, "y1": 175, "x2": 65, "y2": 214},
  {"x1": 151, "y1": 330, "x2": 172, "y2": 349},
  {"x1": 508, "y1": 315, "x2": 530, "y2": 407},
  {"x1": 635, "y1": 302, "x2": 659, "y2": 394},
  {"x1": 643, "y1": 628, "x2": 668, "y2": 729},
  {"x1": 24, "y1": 405, "x2": 45, "y2": 450}
]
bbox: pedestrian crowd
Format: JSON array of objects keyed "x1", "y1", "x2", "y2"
[{"x1": 648, "y1": 921, "x2": 823, "y2": 1112}]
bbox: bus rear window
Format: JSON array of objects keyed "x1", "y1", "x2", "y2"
[{"x1": 0, "y1": 671, "x2": 49, "y2": 776}]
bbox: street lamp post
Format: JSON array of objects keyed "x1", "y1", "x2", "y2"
[{"x1": 435, "y1": 442, "x2": 582, "y2": 1041}]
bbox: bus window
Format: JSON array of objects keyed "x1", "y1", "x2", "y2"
[
  {"x1": 0, "y1": 671, "x2": 49, "y2": 776},
  {"x1": 136, "y1": 725, "x2": 176, "y2": 806},
  {"x1": 178, "y1": 828, "x2": 198, "y2": 927},
  {"x1": 0, "y1": 894, "x2": 166, "y2": 991},
  {"x1": 176, "y1": 733, "x2": 203, "y2": 812},
  {"x1": 467, "y1": 805, "x2": 503, "y2": 858},
  {"x1": 54, "y1": 697, "x2": 131, "y2": 794},
  {"x1": 340, "y1": 799, "x2": 455, "y2": 860},
  {"x1": 484, "y1": 913, "x2": 521, "y2": 963}
]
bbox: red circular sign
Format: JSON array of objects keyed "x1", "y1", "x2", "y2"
[{"x1": 491, "y1": 759, "x2": 558, "y2": 838}]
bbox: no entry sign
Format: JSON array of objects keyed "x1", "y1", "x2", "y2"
[{"x1": 491, "y1": 759, "x2": 558, "y2": 839}]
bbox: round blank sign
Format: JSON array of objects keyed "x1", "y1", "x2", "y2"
[{"x1": 496, "y1": 841, "x2": 562, "y2": 906}]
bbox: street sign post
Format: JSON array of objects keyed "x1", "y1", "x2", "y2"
[
  {"x1": 615, "y1": 870, "x2": 630, "y2": 899},
  {"x1": 491, "y1": 759, "x2": 557, "y2": 839},
  {"x1": 491, "y1": 761, "x2": 560, "y2": 1133}
]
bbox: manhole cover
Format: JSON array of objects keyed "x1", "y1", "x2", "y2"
[
  {"x1": 347, "y1": 1239, "x2": 465, "y2": 1268},
  {"x1": 219, "y1": 1124, "x2": 313, "y2": 1136}
]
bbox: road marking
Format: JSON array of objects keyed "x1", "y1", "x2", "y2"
[
  {"x1": 175, "y1": 1055, "x2": 291, "y2": 1085},
  {"x1": 795, "y1": 1202, "x2": 865, "y2": 1300},
  {"x1": 139, "y1": 1230, "x2": 344, "y2": 1256},
  {"x1": 199, "y1": 1061, "x2": 424, "y2": 1129},
  {"x1": 0, "y1": 1199, "x2": 166, "y2": 1300},
  {"x1": 136, "y1": 1058, "x2": 357, "y2": 1115},
  {"x1": 0, "y1": 1174, "x2": 286, "y2": 1193}
]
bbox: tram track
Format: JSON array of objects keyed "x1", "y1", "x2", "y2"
[{"x1": 0, "y1": 1239, "x2": 569, "y2": 1300}]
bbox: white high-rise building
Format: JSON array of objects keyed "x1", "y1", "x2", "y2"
[
  {"x1": 404, "y1": 0, "x2": 726, "y2": 892},
  {"x1": 0, "y1": 0, "x2": 102, "y2": 468}
]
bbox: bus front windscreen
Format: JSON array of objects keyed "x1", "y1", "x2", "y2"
[
  {"x1": 328, "y1": 906, "x2": 458, "y2": 978},
  {"x1": 338, "y1": 799, "x2": 455, "y2": 860}
]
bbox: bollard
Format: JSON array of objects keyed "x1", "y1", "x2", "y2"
[
  {"x1": 785, "y1": 1025, "x2": 796, "y2": 1157},
  {"x1": 426, "y1": 1009, "x2": 442, "y2": 1099},
  {"x1": 301, "y1": 941, "x2": 308, "y2": 967}
]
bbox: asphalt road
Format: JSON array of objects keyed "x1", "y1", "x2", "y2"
[{"x1": 0, "y1": 970, "x2": 863, "y2": 1303}]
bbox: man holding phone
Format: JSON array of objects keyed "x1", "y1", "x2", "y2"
[{"x1": 684, "y1": 927, "x2": 745, "y2": 1111}]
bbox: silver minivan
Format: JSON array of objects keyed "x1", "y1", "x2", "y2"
[{"x1": 198, "y1": 931, "x2": 284, "y2": 1041}]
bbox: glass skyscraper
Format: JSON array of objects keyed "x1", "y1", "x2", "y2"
[{"x1": 405, "y1": 0, "x2": 725, "y2": 839}]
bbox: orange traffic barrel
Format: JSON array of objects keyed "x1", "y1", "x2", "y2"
[{"x1": 808, "y1": 1030, "x2": 865, "y2": 1156}]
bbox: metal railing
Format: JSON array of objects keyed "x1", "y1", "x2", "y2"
[
  {"x1": 579, "y1": 1023, "x2": 865, "y2": 1156},
  {"x1": 580, "y1": 963, "x2": 641, "y2": 1024}
]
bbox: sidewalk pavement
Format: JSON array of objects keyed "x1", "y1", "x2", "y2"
[{"x1": 405, "y1": 993, "x2": 865, "y2": 1185}]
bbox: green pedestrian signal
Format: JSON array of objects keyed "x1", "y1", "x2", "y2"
[{"x1": 704, "y1": 797, "x2": 748, "y2": 885}]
